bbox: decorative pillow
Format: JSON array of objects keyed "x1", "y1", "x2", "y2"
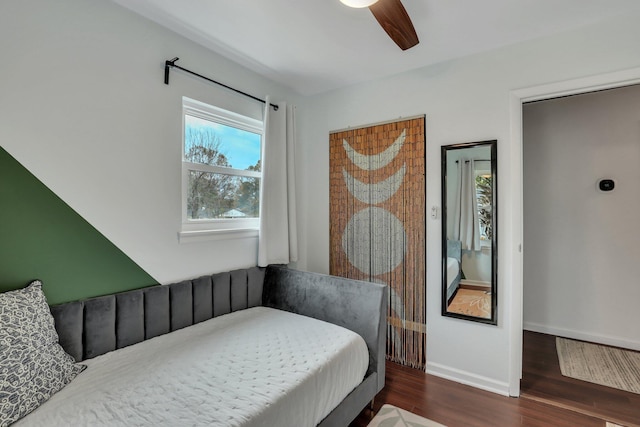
[{"x1": 0, "y1": 281, "x2": 85, "y2": 425}]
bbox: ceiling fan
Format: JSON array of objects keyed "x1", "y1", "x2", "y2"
[{"x1": 340, "y1": 0, "x2": 419, "y2": 51}]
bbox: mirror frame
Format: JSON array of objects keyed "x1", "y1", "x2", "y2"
[{"x1": 441, "y1": 140, "x2": 497, "y2": 325}]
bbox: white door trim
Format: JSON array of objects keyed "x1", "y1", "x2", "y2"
[{"x1": 507, "y1": 67, "x2": 640, "y2": 397}]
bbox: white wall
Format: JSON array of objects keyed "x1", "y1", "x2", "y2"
[
  {"x1": 523, "y1": 85, "x2": 640, "y2": 350},
  {"x1": 296, "y1": 12, "x2": 640, "y2": 394},
  {"x1": 0, "y1": 0, "x2": 300, "y2": 283}
]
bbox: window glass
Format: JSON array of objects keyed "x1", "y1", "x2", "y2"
[
  {"x1": 184, "y1": 115, "x2": 261, "y2": 171},
  {"x1": 475, "y1": 169, "x2": 493, "y2": 241},
  {"x1": 187, "y1": 171, "x2": 260, "y2": 220}
]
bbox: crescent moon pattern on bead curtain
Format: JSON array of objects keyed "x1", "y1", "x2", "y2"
[{"x1": 329, "y1": 117, "x2": 426, "y2": 369}]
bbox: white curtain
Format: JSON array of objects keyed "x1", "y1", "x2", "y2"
[
  {"x1": 452, "y1": 159, "x2": 481, "y2": 251},
  {"x1": 258, "y1": 97, "x2": 298, "y2": 266}
]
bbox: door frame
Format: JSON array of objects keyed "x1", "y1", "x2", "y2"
[{"x1": 507, "y1": 67, "x2": 640, "y2": 396}]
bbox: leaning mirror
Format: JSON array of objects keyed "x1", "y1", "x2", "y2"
[{"x1": 441, "y1": 140, "x2": 497, "y2": 324}]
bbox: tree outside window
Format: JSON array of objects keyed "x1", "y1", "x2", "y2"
[{"x1": 475, "y1": 173, "x2": 492, "y2": 241}]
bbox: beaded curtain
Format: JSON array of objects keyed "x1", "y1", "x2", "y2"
[{"x1": 329, "y1": 117, "x2": 426, "y2": 368}]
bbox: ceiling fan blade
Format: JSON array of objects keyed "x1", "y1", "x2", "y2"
[{"x1": 369, "y1": 0, "x2": 419, "y2": 51}]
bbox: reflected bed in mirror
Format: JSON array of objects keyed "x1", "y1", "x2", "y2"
[{"x1": 441, "y1": 140, "x2": 497, "y2": 325}]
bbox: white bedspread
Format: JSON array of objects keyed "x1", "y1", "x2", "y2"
[
  {"x1": 447, "y1": 257, "x2": 460, "y2": 288},
  {"x1": 18, "y1": 307, "x2": 369, "y2": 427}
]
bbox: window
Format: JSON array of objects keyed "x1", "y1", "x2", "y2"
[
  {"x1": 474, "y1": 165, "x2": 492, "y2": 244},
  {"x1": 180, "y1": 97, "x2": 263, "y2": 241}
]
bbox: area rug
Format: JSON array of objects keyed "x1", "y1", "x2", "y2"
[
  {"x1": 367, "y1": 404, "x2": 446, "y2": 427},
  {"x1": 446, "y1": 288, "x2": 491, "y2": 319},
  {"x1": 556, "y1": 337, "x2": 640, "y2": 394}
]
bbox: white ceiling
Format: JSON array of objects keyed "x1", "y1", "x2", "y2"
[{"x1": 112, "y1": 0, "x2": 640, "y2": 96}]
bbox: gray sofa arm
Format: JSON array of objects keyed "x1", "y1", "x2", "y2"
[{"x1": 262, "y1": 265, "x2": 387, "y2": 393}]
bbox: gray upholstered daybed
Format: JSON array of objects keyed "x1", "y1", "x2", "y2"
[{"x1": 15, "y1": 265, "x2": 387, "y2": 427}]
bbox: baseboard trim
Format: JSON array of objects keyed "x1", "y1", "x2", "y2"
[
  {"x1": 459, "y1": 279, "x2": 490, "y2": 288},
  {"x1": 523, "y1": 322, "x2": 640, "y2": 351},
  {"x1": 426, "y1": 361, "x2": 510, "y2": 397}
]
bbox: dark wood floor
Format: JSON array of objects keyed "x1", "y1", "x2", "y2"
[
  {"x1": 350, "y1": 331, "x2": 640, "y2": 427},
  {"x1": 521, "y1": 330, "x2": 640, "y2": 427}
]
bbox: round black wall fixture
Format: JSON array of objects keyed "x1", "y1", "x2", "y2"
[{"x1": 598, "y1": 179, "x2": 615, "y2": 192}]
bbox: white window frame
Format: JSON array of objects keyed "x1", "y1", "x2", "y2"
[{"x1": 179, "y1": 97, "x2": 263, "y2": 243}]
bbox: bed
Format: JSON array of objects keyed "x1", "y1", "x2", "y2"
[
  {"x1": 446, "y1": 239, "x2": 462, "y2": 303},
  {"x1": 1, "y1": 265, "x2": 387, "y2": 427}
]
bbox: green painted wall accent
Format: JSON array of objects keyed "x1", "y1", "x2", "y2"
[{"x1": 0, "y1": 147, "x2": 157, "y2": 305}]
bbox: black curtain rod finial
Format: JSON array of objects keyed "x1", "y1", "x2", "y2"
[{"x1": 164, "y1": 57, "x2": 179, "y2": 85}]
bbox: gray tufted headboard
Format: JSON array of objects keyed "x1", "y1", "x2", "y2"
[
  {"x1": 447, "y1": 239, "x2": 462, "y2": 262},
  {"x1": 50, "y1": 266, "x2": 386, "y2": 384},
  {"x1": 50, "y1": 267, "x2": 266, "y2": 362}
]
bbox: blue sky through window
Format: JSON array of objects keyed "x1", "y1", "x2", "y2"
[{"x1": 185, "y1": 115, "x2": 261, "y2": 170}]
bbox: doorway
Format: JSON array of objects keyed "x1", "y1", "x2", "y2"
[
  {"x1": 507, "y1": 67, "x2": 640, "y2": 396},
  {"x1": 519, "y1": 83, "x2": 640, "y2": 425},
  {"x1": 522, "y1": 84, "x2": 640, "y2": 348}
]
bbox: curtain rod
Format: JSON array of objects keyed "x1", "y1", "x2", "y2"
[
  {"x1": 330, "y1": 114, "x2": 426, "y2": 134},
  {"x1": 164, "y1": 57, "x2": 278, "y2": 111}
]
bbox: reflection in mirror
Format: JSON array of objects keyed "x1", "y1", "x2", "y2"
[{"x1": 441, "y1": 140, "x2": 497, "y2": 324}]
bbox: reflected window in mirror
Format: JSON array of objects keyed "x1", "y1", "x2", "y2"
[
  {"x1": 475, "y1": 165, "x2": 493, "y2": 243},
  {"x1": 441, "y1": 140, "x2": 497, "y2": 325}
]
